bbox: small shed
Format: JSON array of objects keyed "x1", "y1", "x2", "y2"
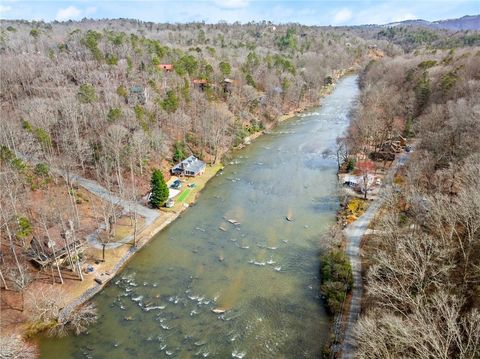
[
  {"x1": 128, "y1": 85, "x2": 148, "y2": 105},
  {"x1": 193, "y1": 79, "x2": 208, "y2": 91},
  {"x1": 343, "y1": 175, "x2": 360, "y2": 188},
  {"x1": 171, "y1": 155, "x2": 206, "y2": 177},
  {"x1": 272, "y1": 86, "x2": 283, "y2": 95},
  {"x1": 343, "y1": 174, "x2": 375, "y2": 191},
  {"x1": 158, "y1": 64, "x2": 173, "y2": 72},
  {"x1": 223, "y1": 78, "x2": 239, "y2": 94}
]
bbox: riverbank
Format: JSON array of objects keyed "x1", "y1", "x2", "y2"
[
  {"x1": 55, "y1": 72, "x2": 350, "y2": 325},
  {"x1": 0, "y1": 164, "x2": 225, "y2": 339},
  {"x1": 321, "y1": 151, "x2": 411, "y2": 359},
  {"x1": 54, "y1": 163, "x2": 224, "y2": 325},
  {"x1": 56, "y1": 70, "x2": 353, "y2": 322},
  {"x1": 235, "y1": 66, "x2": 356, "y2": 152},
  {"x1": 2, "y1": 69, "x2": 355, "y2": 353},
  {"x1": 38, "y1": 74, "x2": 362, "y2": 358},
  {"x1": 278, "y1": 68, "x2": 356, "y2": 123}
]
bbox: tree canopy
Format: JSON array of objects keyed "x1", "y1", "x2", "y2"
[{"x1": 149, "y1": 169, "x2": 169, "y2": 208}]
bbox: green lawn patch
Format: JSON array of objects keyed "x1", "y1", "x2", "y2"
[{"x1": 177, "y1": 189, "x2": 191, "y2": 202}]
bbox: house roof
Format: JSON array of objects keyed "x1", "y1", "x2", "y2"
[
  {"x1": 343, "y1": 174, "x2": 375, "y2": 187},
  {"x1": 224, "y1": 78, "x2": 240, "y2": 85},
  {"x1": 130, "y1": 85, "x2": 144, "y2": 94},
  {"x1": 272, "y1": 86, "x2": 283, "y2": 94},
  {"x1": 193, "y1": 79, "x2": 208, "y2": 84},
  {"x1": 158, "y1": 64, "x2": 173, "y2": 70},
  {"x1": 172, "y1": 155, "x2": 205, "y2": 174},
  {"x1": 343, "y1": 175, "x2": 360, "y2": 184}
]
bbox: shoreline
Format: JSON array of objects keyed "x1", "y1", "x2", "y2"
[
  {"x1": 58, "y1": 164, "x2": 224, "y2": 323},
  {"x1": 327, "y1": 152, "x2": 411, "y2": 358},
  {"x1": 234, "y1": 67, "x2": 356, "y2": 152},
  {"x1": 56, "y1": 70, "x2": 356, "y2": 335},
  {"x1": 10, "y1": 68, "x2": 356, "y2": 346}
]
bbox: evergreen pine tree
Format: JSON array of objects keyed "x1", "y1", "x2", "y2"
[
  {"x1": 150, "y1": 169, "x2": 169, "y2": 208},
  {"x1": 415, "y1": 71, "x2": 431, "y2": 116}
]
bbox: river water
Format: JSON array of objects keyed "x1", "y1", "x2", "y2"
[{"x1": 39, "y1": 75, "x2": 359, "y2": 359}]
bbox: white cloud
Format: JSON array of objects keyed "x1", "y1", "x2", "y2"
[
  {"x1": 85, "y1": 6, "x2": 97, "y2": 15},
  {"x1": 56, "y1": 6, "x2": 82, "y2": 20},
  {"x1": 213, "y1": 0, "x2": 250, "y2": 10},
  {"x1": 55, "y1": 5, "x2": 97, "y2": 21},
  {"x1": 333, "y1": 8, "x2": 352, "y2": 24},
  {"x1": 392, "y1": 13, "x2": 417, "y2": 22},
  {"x1": 0, "y1": 5, "x2": 12, "y2": 13}
]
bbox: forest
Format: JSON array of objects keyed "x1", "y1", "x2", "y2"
[
  {"x1": 0, "y1": 18, "x2": 381, "y2": 349},
  {"x1": 1, "y1": 16, "x2": 480, "y2": 358},
  {"x1": 345, "y1": 46, "x2": 480, "y2": 358}
]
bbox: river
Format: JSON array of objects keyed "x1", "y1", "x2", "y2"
[{"x1": 39, "y1": 75, "x2": 359, "y2": 358}]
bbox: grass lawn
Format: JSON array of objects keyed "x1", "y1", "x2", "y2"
[
  {"x1": 177, "y1": 188, "x2": 191, "y2": 202},
  {"x1": 162, "y1": 164, "x2": 223, "y2": 212}
]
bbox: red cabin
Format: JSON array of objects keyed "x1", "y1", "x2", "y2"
[
  {"x1": 193, "y1": 79, "x2": 208, "y2": 91},
  {"x1": 158, "y1": 64, "x2": 174, "y2": 71}
]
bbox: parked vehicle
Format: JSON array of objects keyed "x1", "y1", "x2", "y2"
[
  {"x1": 170, "y1": 179, "x2": 182, "y2": 189},
  {"x1": 165, "y1": 198, "x2": 174, "y2": 208}
]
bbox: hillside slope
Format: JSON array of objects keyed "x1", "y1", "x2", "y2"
[{"x1": 387, "y1": 14, "x2": 480, "y2": 31}]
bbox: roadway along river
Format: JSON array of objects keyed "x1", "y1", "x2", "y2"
[{"x1": 39, "y1": 75, "x2": 359, "y2": 359}]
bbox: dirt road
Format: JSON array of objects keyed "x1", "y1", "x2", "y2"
[{"x1": 341, "y1": 152, "x2": 409, "y2": 358}]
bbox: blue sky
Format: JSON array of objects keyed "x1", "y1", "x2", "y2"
[{"x1": 0, "y1": 0, "x2": 478, "y2": 25}]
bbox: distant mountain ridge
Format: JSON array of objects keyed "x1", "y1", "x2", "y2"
[{"x1": 386, "y1": 15, "x2": 480, "y2": 31}]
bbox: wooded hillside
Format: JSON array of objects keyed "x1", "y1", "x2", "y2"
[
  {"x1": 0, "y1": 19, "x2": 383, "y2": 178},
  {"x1": 347, "y1": 47, "x2": 480, "y2": 358},
  {"x1": 0, "y1": 19, "x2": 381, "y2": 328}
]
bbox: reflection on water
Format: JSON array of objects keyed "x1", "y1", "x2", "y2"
[{"x1": 39, "y1": 76, "x2": 359, "y2": 358}]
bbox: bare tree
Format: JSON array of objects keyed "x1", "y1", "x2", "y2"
[
  {"x1": 37, "y1": 214, "x2": 64, "y2": 284},
  {"x1": 0, "y1": 334, "x2": 38, "y2": 359},
  {"x1": 50, "y1": 302, "x2": 97, "y2": 337},
  {"x1": 26, "y1": 284, "x2": 97, "y2": 337},
  {"x1": 355, "y1": 293, "x2": 480, "y2": 359}
]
